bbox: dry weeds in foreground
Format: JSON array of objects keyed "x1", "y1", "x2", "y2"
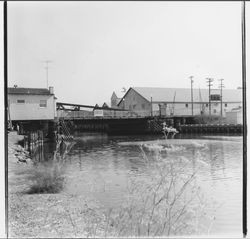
[
  {"x1": 86, "y1": 144, "x2": 217, "y2": 237},
  {"x1": 19, "y1": 141, "x2": 217, "y2": 237}
]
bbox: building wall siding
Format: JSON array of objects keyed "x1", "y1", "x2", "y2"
[
  {"x1": 120, "y1": 88, "x2": 151, "y2": 111},
  {"x1": 225, "y1": 111, "x2": 243, "y2": 124},
  {"x1": 118, "y1": 88, "x2": 242, "y2": 117},
  {"x1": 158, "y1": 102, "x2": 242, "y2": 116},
  {"x1": 9, "y1": 94, "x2": 55, "y2": 120}
]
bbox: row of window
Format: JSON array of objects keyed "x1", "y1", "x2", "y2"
[
  {"x1": 210, "y1": 94, "x2": 221, "y2": 101},
  {"x1": 185, "y1": 103, "x2": 227, "y2": 108},
  {"x1": 16, "y1": 99, "x2": 47, "y2": 108},
  {"x1": 129, "y1": 103, "x2": 230, "y2": 109},
  {"x1": 129, "y1": 103, "x2": 229, "y2": 110}
]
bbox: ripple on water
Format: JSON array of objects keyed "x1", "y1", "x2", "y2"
[{"x1": 49, "y1": 134, "x2": 243, "y2": 236}]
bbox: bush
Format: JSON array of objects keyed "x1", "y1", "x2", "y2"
[{"x1": 26, "y1": 161, "x2": 65, "y2": 194}]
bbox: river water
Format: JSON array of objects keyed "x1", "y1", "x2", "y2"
[{"x1": 42, "y1": 132, "x2": 243, "y2": 236}]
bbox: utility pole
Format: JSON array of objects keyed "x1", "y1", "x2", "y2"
[
  {"x1": 190, "y1": 76, "x2": 194, "y2": 116},
  {"x1": 172, "y1": 91, "x2": 176, "y2": 116},
  {"x1": 218, "y1": 79, "x2": 225, "y2": 117},
  {"x1": 150, "y1": 95, "x2": 153, "y2": 117},
  {"x1": 43, "y1": 60, "x2": 53, "y2": 88},
  {"x1": 206, "y1": 78, "x2": 214, "y2": 116}
]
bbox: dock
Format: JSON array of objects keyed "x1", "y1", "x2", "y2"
[{"x1": 62, "y1": 117, "x2": 243, "y2": 135}]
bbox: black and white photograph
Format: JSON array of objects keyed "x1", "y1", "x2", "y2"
[{"x1": 5, "y1": 1, "x2": 248, "y2": 238}]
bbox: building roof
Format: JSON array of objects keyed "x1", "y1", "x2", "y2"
[
  {"x1": 8, "y1": 87, "x2": 54, "y2": 95},
  {"x1": 129, "y1": 87, "x2": 242, "y2": 103},
  {"x1": 102, "y1": 102, "x2": 109, "y2": 108},
  {"x1": 111, "y1": 92, "x2": 118, "y2": 99}
]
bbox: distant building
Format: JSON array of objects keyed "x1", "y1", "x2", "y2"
[
  {"x1": 225, "y1": 107, "x2": 243, "y2": 124},
  {"x1": 8, "y1": 87, "x2": 56, "y2": 121},
  {"x1": 111, "y1": 92, "x2": 121, "y2": 108},
  {"x1": 102, "y1": 102, "x2": 109, "y2": 109},
  {"x1": 116, "y1": 87, "x2": 242, "y2": 117},
  {"x1": 93, "y1": 104, "x2": 100, "y2": 111}
]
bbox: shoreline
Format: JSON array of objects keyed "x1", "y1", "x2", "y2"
[{"x1": 8, "y1": 131, "x2": 109, "y2": 238}]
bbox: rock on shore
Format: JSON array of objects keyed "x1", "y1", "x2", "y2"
[
  {"x1": 8, "y1": 131, "x2": 110, "y2": 238},
  {"x1": 8, "y1": 131, "x2": 31, "y2": 164}
]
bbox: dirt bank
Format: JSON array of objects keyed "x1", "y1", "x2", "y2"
[{"x1": 8, "y1": 131, "x2": 109, "y2": 238}]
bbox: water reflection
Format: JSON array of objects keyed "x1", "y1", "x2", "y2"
[{"x1": 34, "y1": 132, "x2": 242, "y2": 236}]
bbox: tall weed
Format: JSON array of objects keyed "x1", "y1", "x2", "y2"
[
  {"x1": 26, "y1": 160, "x2": 65, "y2": 194},
  {"x1": 98, "y1": 145, "x2": 212, "y2": 237}
]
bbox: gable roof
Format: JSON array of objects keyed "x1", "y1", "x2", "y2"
[
  {"x1": 111, "y1": 92, "x2": 118, "y2": 99},
  {"x1": 131, "y1": 87, "x2": 242, "y2": 103},
  {"x1": 8, "y1": 87, "x2": 53, "y2": 95},
  {"x1": 102, "y1": 102, "x2": 109, "y2": 108}
]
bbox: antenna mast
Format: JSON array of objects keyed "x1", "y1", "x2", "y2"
[{"x1": 43, "y1": 60, "x2": 53, "y2": 88}]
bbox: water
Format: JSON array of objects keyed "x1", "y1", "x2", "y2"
[{"x1": 43, "y1": 133, "x2": 243, "y2": 236}]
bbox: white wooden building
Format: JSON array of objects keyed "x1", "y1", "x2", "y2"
[
  {"x1": 8, "y1": 87, "x2": 56, "y2": 121},
  {"x1": 115, "y1": 87, "x2": 242, "y2": 117}
]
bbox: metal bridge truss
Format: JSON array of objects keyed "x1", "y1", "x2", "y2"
[{"x1": 56, "y1": 102, "x2": 127, "y2": 112}]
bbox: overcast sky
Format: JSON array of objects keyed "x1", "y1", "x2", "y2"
[{"x1": 7, "y1": 1, "x2": 249, "y2": 106}]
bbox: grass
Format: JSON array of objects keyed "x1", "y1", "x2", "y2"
[
  {"x1": 25, "y1": 139, "x2": 72, "y2": 194},
  {"x1": 22, "y1": 139, "x2": 216, "y2": 237},
  {"x1": 26, "y1": 160, "x2": 65, "y2": 194},
  {"x1": 83, "y1": 144, "x2": 213, "y2": 237}
]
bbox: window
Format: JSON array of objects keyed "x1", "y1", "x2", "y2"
[
  {"x1": 225, "y1": 103, "x2": 227, "y2": 107},
  {"x1": 206, "y1": 104, "x2": 208, "y2": 107},
  {"x1": 210, "y1": 94, "x2": 221, "y2": 101},
  {"x1": 17, "y1": 99, "x2": 25, "y2": 104},
  {"x1": 142, "y1": 104, "x2": 145, "y2": 109},
  {"x1": 213, "y1": 109, "x2": 217, "y2": 113},
  {"x1": 185, "y1": 104, "x2": 188, "y2": 108},
  {"x1": 39, "y1": 100, "x2": 47, "y2": 108}
]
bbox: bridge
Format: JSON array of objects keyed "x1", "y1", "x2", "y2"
[
  {"x1": 56, "y1": 102, "x2": 196, "y2": 121},
  {"x1": 56, "y1": 102, "x2": 127, "y2": 111},
  {"x1": 56, "y1": 102, "x2": 197, "y2": 134},
  {"x1": 57, "y1": 101, "x2": 150, "y2": 119}
]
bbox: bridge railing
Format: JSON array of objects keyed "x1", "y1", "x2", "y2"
[{"x1": 57, "y1": 109, "x2": 157, "y2": 119}]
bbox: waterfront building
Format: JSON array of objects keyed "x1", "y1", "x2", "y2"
[
  {"x1": 8, "y1": 86, "x2": 56, "y2": 134},
  {"x1": 116, "y1": 87, "x2": 242, "y2": 117},
  {"x1": 102, "y1": 102, "x2": 109, "y2": 108},
  {"x1": 225, "y1": 107, "x2": 243, "y2": 124},
  {"x1": 111, "y1": 92, "x2": 121, "y2": 108},
  {"x1": 93, "y1": 104, "x2": 100, "y2": 110}
]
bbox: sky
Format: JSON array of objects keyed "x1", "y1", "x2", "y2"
[{"x1": 7, "y1": 1, "x2": 249, "y2": 106}]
